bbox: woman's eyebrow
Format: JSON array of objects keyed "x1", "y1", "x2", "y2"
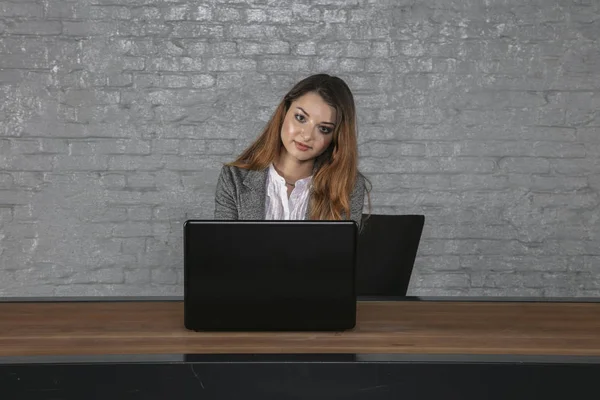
[{"x1": 296, "y1": 107, "x2": 336, "y2": 126}]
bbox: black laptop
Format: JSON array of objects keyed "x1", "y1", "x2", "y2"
[{"x1": 183, "y1": 220, "x2": 358, "y2": 332}]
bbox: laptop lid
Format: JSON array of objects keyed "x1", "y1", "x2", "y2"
[
  {"x1": 356, "y1": 214, "x2": 425, "y2": 297},
  {"x1": 183, "y1": 220, "x2": 358, "y2": 332}
]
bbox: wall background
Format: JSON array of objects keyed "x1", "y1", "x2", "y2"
[{"x1": 0, "y1": 0, "x2": 598, "y2": 297}]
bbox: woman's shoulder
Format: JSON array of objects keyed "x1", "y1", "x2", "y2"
[
  {"x1": 355, "y1": 171, "x2": 366, "y2": 185},
  {"x1": 219, "y1": 164, "x2": 247, "y2": 182},
  {"x1": 218, "y1": 163, "x2": 267, "y2": 186},
  {"x1": 354, "y1": 171, "x2": 368, "y2": 190},
  {"x1": 350, "y1": 171, "x2": 370, "y2": 198}
]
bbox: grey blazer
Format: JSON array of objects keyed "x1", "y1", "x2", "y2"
[{"x1": 214, "y1": 165, "x2": 366, "y2": 227}]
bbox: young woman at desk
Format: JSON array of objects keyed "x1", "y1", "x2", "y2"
[{"x1": 214, "y1": 73, "x2": 370, "y2": 227}]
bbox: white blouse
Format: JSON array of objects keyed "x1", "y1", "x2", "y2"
[{"x1": 265, "y1": 163, "x2": 312, "y2": 220}]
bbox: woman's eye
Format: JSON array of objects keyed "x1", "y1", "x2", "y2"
[
  {"x1": 294, "y1": 114, "x2": 305, "y2": 122},
  {"x1": 319, "y1": 126, "x2": 333, "y2": 134}
]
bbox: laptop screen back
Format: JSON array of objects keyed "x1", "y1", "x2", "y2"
[{"x1": 184, "y1": 220, "x2": 357, "y2": 331}]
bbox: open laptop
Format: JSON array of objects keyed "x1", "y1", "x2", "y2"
[{"x1": 183, "y1": 220, "x2": 358, "y2": 332}]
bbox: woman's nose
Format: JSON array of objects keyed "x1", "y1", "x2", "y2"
[{"x1": 300, "y1": 129, "x2": 311, "y2": 140}]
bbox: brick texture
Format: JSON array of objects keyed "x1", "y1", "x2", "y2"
[{"x1": 0, "y1": 0, "x2": 599, "y2": 297}]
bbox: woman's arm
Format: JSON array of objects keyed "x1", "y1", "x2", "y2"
[
  {"x1": 214, "y1": 165, "x2": 238, "y2": 220},
  {"x1": 349, "y1": 173, "x2": 366, "y2": 229}
]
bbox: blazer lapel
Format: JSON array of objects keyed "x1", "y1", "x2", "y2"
[{"x1": 240, "y1": 168, "x2": 268, "y2": 220}]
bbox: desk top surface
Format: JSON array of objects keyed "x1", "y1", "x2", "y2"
[{"x1": 1, "y1": 300, "x2": 599, "y2": 357}]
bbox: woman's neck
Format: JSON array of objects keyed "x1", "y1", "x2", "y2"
[{"x1": 273, "y1": 150, "x2": 314, "y2": 184}]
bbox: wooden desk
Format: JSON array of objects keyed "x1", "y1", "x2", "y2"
[
  {"x1": 1, "y1": 300, "x2": 599, "y2": 357},
  {"x1": 2, "y1": 299, "x2": 600, "y2": 399}
]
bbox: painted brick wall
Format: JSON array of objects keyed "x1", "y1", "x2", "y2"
[{"x1": 0, "y1": 0, "x2": 599, "y2": 297}]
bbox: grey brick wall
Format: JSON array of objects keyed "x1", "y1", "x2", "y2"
[{"x1": 0, "y1": 0, "x2": 598, "y2": 297}]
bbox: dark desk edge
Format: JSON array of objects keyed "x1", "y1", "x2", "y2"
[
  {"x1": 1, "y1": 296, "x2": 599, "y2": 303},
  {"x1": 1, "y1": 353, "x2": 600, "y2": 365}
]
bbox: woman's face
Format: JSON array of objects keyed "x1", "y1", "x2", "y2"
[{"x1": 280, "y1": 92, "x2": 336, "y2": 163}]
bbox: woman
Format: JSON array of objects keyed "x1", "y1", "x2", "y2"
[{"x1": 214, "y1": 73, "x2": 370, "y2": 227}]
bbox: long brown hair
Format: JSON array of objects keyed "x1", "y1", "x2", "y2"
[{"x1": 228, "y1": 74, "x2": 369, "y2": 221}]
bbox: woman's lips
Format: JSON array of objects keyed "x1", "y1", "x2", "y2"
[{"x1": 294, "y1": 141, "x2": 311, "y2": 151}]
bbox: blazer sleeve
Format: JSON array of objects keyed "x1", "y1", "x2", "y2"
[
  {"x1": 214, "y1": 165, "x2": 238, "y2": 220},
  {"x1": 349, "y1": 173, "x2": 366, "y2": 229}
]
